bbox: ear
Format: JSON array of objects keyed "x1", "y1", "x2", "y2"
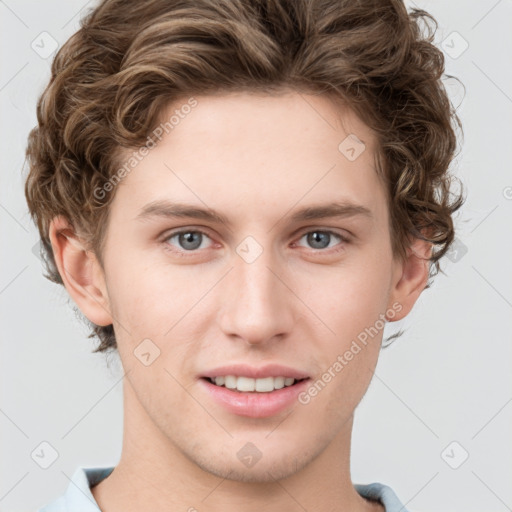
[
  {"x1": 48, "y1": 215, "x2": 113, "y2": 326},
  {"x1": 386, "y1": 235, "x2": 432, "y2": 322}
]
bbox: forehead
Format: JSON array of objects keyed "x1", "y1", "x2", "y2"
[
  {"x1": 110, "y1": 91, "x2": 387, "y2": 226},
  {"x1": 154, "y1": 90, "x2": 378, "y2": 158}
]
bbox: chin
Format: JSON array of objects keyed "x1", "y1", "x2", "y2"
[
  {"x1": 197, "y1": 458, "x2": 304, "y2": 484},
  {"x1": 188, "y1": 442, "x2": 317, "y2": 484}
]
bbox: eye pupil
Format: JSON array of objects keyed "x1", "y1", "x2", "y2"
[
  {"x1": 307, "y1": 231, "x2": 330, "y2": 249},
  {"x1": 179, "y1": 231, "x2": 202, "y2": 250}
]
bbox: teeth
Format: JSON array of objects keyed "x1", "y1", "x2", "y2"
[
  {"x1": 211, "y1": 375, "x2": 299, "y2": 392},
  {"x1": 224, "y1": 375, "x2": 237, "y2": 389}
]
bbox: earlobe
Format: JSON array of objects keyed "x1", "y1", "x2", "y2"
[
  {"x1": 386, "y1": 236, "x2": 432, "y2": 322},
  {"x1": 48, "y1": 216, "x2": 113, "y2": 327}
]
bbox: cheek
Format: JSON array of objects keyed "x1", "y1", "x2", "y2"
[
  {"x1": 293, "y1": 253, "x2": 390, "y2": 408},
  {"x1": 105, "y1": 256, "x2": 194, "y2": 334},
  {"x1": 105, "y1": 259, "x2": 212, "y2": 380},
  {"x1": 299, "y1": 256, "x2": 391, "y2": 338}
]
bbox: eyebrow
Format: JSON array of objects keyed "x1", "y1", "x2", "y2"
[{"x1": 135, "y1": 199, "x2": 373, "y2": 226}]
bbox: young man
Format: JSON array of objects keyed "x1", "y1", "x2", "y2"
[{"x1": 25, "y1": 0, "x2": 463, "y2": 510}]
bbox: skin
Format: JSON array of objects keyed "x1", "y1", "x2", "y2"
[{"x1": 49, "y1": 90, "x2": 431, "y2": 512}]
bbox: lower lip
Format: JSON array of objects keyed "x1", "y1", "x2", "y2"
[{"x1": 199, "y1": 378, "x2": 310, "y2": 418}]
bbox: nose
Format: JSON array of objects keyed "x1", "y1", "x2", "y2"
[{"x1": 218, "y1": 241, "x2": 297, "y2": 346}]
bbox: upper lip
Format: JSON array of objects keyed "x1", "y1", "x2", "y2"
[{"x1": 201, "y1": 364, "x2": 310, "y2": 380}]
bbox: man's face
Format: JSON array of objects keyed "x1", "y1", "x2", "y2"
[{"x1": 99, "y1": 91, "x2": 401, "y2": 482}]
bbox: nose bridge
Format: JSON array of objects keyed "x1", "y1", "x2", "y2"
[
  {"x1": 219, "y1": 235, "x2": 294, "y2": 343},
  {"x1": 236, "y1": 250, "x2": 275, "y2": 304}
]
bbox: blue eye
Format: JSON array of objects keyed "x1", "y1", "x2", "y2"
[
  {"x1": 297, "y1": 230, "x2": 346, "y2": 250},
  {"x1": 165, "y1": 230, "x2": 212, "y2": 251}
]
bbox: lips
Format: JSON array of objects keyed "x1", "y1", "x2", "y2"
[
  {"x1": 201, "y1": 363, "x2": 310, "y2": 381},
  {"x1": 198, "y1": 364, "x2": 311, "y2": 417},
  {"x1": 199, "y1": 377, "x2": 310, "y2": 418}
]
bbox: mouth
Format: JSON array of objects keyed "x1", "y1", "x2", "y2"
[
  {"x1": 202, "y1": 375, "x2": 309, "y2": 393},
  {"x1": 199, "y1": 364, "x2": 312, "y2": 417},
  {"x1": 199, "y1": 374, "x2": 311, "y2": 418}
]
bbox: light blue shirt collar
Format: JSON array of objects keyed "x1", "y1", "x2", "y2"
[{"x1": 37, "y1": 466, "x2": 410, "y2": 512}]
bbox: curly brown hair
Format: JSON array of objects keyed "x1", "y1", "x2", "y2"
[{"x1": 24, "y1": 0, "x2": 464, "y2": 353}]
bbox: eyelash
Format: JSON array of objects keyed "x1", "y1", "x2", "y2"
[{"x1": 161, "y1": 228, "x2": 350, "y2": 256}]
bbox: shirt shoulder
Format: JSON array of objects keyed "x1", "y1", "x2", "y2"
[
  {"x1": 354, "y1": 481, "x2": 412, "y2": 512},
  {"x1": 36, "y1": 466, "x2": 115, "y2": 512}
]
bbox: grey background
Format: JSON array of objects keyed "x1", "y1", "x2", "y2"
[{"x1": 1, "y1": 0, "x2": 511, "y2": 511}]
